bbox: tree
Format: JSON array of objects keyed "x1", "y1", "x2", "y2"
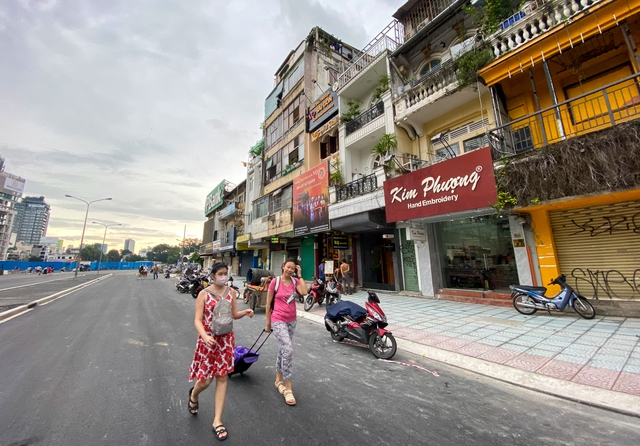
[
  {"x1": 107, "y1": 249, "x2": 121, "y2": 262},
  {"x1": 190, "y1": 251, "x2": 204, "y2": 267},
  {"x1": 178, "y1": 238, "x2": 201, "y2": 255},
  {"x1": 121, "y1": 249, "x2": 132, "y2": 256},
  {"x1": 80, "y1": 245, "x2": 102, "y2": 262},
  {"x1": 127, "y1": 254, "x2": 145, "y2": 262},
  {"x1": 147, "y1": 244, "x2": 180, "y2": 264}
]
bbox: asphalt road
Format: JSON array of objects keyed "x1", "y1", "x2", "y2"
[{"x1": 0, "y1": 272, "x2": 639, "y2": 446}]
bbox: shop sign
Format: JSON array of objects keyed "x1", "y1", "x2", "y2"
[
  {"x1": 270, "y1": 237, "x2": 279, "y2": 244},
  {"x1": 205, "y1": 181, "x2": 226, "y2": 215},
  {"x1": 382, "y1": 234, "x2": 394, "y2": 239},
  {"x1": 212, "y1": 240, "x2": 221, "y2": 251},
  {"x1": 384, "y1": 147, "x2": 497, "y2": 223},
  {"x1": 293, "y1": 161, "x2": 330, "y2": 235},
  {"x1": 384, "y1": 242, "x2": 396, "y2": 252},
  {"x1": 236, "y1": 234, "x2": 250, "y2": 243},
  {"x1": 312, "y1": 116, "x2": 339, "y2": 141},
  {"x1": 407, "y1": 228, "x2": 426, "y2": 241},
  {"x1": 218, "y1": 202, "x2": 236, "y2": 218},
  {"x1": 307, "y1": 88, "x2": 338, "y2": 132},
  {"x1": 333, "y1": 235, "x2": 348, "y2": 250}
]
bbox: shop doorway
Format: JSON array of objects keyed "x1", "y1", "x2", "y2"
[{"x1": 361, "y1": 232, "x2": 396, "y2": 291}]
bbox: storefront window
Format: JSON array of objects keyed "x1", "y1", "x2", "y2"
[{"x1": 435, "y1": 215, "x2": 518, "y2": 291}]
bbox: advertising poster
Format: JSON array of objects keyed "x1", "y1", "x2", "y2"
[{"x1": 293, "y1": 161, "x2": 330, "y2": 235}]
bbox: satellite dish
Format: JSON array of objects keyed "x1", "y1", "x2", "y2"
[{"x1": 332, "y1": 81, "x2": 339, "y2": 91}]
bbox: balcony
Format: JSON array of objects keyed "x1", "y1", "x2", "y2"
[
  {"x1": 487, "y1": 0, "x2": 605, "y2": 59},
  {"x1": 346, "y1": 101, "x2": 385, "y2": 136},
  {"x1": 337, "y1": 21, "x2": 404, "y2": 91},
  {"x1": 487, "y1": 73, "x2": 640, "y2": 159},
  {"x1": 335, "y1": 173, "x2": 378, "y2": 202}
]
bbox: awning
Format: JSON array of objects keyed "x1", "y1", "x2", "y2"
[{"x1": 331, "y1": 210, "x2": 392, "y2": 233}]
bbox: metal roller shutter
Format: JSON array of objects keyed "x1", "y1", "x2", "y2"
[{"x1": 549, "y1": 200, "x2": 640, "y2": 300}]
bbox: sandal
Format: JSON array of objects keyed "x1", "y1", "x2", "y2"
[
  {"x1": 188, "y1": 387, "x2": 199, "y2": 415},
  {"x1": 283, "y1": 390, "x2": 296, "y2": 406},
  {"x1": 213, "y1": 424, "x2": 228, "y2": 441},
  {"x1": 274, "y1": 381, "x2": 286, "y2": 395}
]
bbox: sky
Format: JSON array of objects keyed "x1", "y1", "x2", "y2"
[{"x1": 0, "y1": 0, "x2": 399, "y2": 253}]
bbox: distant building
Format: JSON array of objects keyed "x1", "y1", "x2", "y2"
[
  {"x1": 124, "y1": 239, "x2": 135, "y2": 253},
  {"x1": 0, "y1": 156, "x2": 26, "y2": 260},
  {"x1": 13, "y1": 196, "x2": 50, "y2": 245}
]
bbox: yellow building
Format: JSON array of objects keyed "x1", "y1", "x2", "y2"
[{"x1": 480, "y1": 0, "x2": 640, "y2": 307}]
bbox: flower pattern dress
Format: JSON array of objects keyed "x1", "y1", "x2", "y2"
[{"x1": 189, "y1": 289, "x2": 235, "y2": 380}]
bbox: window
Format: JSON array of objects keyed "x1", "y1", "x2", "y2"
[
  {"x1": 248, "y1": 174, "x2": 254, "y2": 192},
  {"x1": 253, "y1": 197, "x2": 269, "y2": 219},
  {"x1": 420, "y1": 59, "x2": 441, "y2": 76},
  {"x1": 264, "y1": 93, "x2": 305, "y2": 149},
  {"x1": 463, "y1": 135, "x2": 489, "y2": 153},
  {"x1": 270, "y1": 185, "x2": 293, "y2": 214},
  {"x1": 283, "y1": 60, "x2": 304, "y2": 96},
  {"x1": 320, "y1": 136, "x2": 338, "y2": 159},
  {"x1": 434, "y1": 142, "x2": 459, "y2": 163}
]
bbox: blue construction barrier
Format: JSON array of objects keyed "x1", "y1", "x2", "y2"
[{"x1": 0, "y1": 260, "x2": 154, "y2": 273}]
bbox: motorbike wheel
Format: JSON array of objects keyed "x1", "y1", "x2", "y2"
[
  {"x1": 513, "y1": 293, "x2": 537, "y2": 315},
  {"x1": 179, "y1": 287, "x2": 188, "y2": 294},
  {"x1": 191, "y1": 286, "x2": 201, "y2": 299},
  {"x1": 303, "y1": 294, "x2": 314, "y2": 312},
  {"x1": 368, "y1": 332, "x2": 397, "y2": 359},
  {"x1": 330, "y1": 330, "x2": 345, "y2": 342},
  {"x1": 573, "y1": 295, "x2": 596, "y2": 319}
]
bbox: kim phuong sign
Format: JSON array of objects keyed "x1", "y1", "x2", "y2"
[{"x1": 383, "y1": 147, "x2": 497, "y2": 223}]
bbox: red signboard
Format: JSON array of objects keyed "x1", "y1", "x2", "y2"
[{"x1": 383, "y1": 147, "x2": 497, "y2": 223}]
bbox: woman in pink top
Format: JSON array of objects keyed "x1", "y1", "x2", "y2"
[{"x1": 265, "y1": 258, "x2": 307, "y2": 406}]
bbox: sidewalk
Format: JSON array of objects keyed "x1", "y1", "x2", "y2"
[{"x1": 296, "y1": 288, "x2": 640, "y2": 417}]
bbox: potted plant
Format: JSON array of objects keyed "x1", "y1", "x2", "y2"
[{"x1": 371, "y1": 133, "x2": 397, "y2": 168}]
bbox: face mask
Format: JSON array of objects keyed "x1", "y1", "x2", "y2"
[{"x1": 213, "y1": 275, "x2": 229, "y2": 285}]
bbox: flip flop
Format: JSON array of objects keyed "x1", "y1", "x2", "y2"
[
  {"x1": 274, "y1": 381, "x2": 286, "y2": 395},
  {"x1": 213, "y1": 424, "x2": 228, "y2": 441}
]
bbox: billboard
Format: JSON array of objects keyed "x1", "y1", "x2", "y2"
[
  {"x1": 307, "y1": 88, "x2": 338, "y2": 133},
  {"x1": 293, "y1": 161, "x2": 330, "y2": 235},
  {"x1": 204, "y1": 181, "x2": 226, "y2": 215},
  {"x1": 3, "y1": 176, "x2": 25, "y2": 194},
  {"x1": 383, "y1": 147, "x2": 497, "y2": 223}
]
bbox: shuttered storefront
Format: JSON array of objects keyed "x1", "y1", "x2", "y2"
[{"x1": 549, "y1": 200, "x2": 640, "y2": 300}]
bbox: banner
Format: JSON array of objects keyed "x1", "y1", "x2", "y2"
[
  {"x1": 205, "y1": 181, "x2": 226, "y2": 215},
  {"x1": 293, "y1": 161, "x2": 330, "y2": 235},
  {"x1": 384, "y1": 147, "x2": 497, "y2": 223}
]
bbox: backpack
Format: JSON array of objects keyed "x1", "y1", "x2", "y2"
[
  {"x1": 271, "y1": 276, "x2": 299, "y2": 310},
  {"x1": 209, "y1": 288, "x2": 233, "y2": 336}
]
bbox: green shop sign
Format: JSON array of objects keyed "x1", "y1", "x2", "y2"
[{"x1": 205, "y1": 181, "x2": 225, "y2": 215}]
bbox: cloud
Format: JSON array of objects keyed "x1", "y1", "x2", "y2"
[{"x1": 0, "y1": 0, "x2": 397, "y2": 250}]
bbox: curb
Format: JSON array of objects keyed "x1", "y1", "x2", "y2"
[
  {"x1": 296, "y1": 308, "x2": 640, "y2": 418},
  {"x1": 0, "y1": 274, "x2": 112, "y2": 322}
]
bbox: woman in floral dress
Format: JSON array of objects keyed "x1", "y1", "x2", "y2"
[{"x1": 188, "y1": 262, "x2": 254, "y2": 441}]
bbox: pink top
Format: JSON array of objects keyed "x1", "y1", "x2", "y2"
[{"x1": 268, "y1": 276, "x2": 298, "y2": 323}]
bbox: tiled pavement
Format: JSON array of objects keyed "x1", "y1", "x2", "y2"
[{"x1": 295, "y1": 288, "x2": 640, "y2": 406}]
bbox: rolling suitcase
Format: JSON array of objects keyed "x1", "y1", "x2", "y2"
[{"x1": 229, "y1": 330, "x2": 271, "y2": 376}]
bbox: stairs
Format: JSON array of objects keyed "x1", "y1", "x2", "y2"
[{"x1": 435, "y1": 289, "x2": 512, "y2": 307}]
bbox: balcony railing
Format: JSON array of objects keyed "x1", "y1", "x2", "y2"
[
  {"x1": 335, "y1": 173, "x2": 378, "y2": 202},
  {"x1": 395, "y1": 58, "x2": 457, "y2": 115},
  {"x1": 487, "y1": 72, "x2": 640, "y2": 159},
  {"x1": 337, "y1": 20, "x2": 404, "y2": 90},
  {"x1": 488, "y1": 0, "x2": 604, "y2": 59},
  {"x1": 345, "y1": 101, "x2": 385, "y2": 136}
]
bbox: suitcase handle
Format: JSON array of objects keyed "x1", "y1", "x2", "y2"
[{"x1": 248, "y1": 330, "x2": 271, "y2": 353}]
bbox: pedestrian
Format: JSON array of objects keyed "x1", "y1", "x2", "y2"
[
  {"x1": 318, "y1": 258, "x2": 325, "y2": 281},
  {"x1": 188, "y1": 261, "x2": 254, "y2": 441},
  {"x1": 340, "y1": 259, "x2": 352, "y2": 295},
  {"x1": 265, "y1": 258, "x2": 308, "y2": 406},
  {"x1": 152, "y1": 264, "x2": 159, "y2": 279}
]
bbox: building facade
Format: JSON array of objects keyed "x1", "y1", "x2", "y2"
[
  {"x1": 0, "y1": 157, "x2": 26, "y2": 260},
  {"x1": 124, "y1": 239, "x2": 136, "y2": 253},
  {"x1": 12, "y1": 196, "x2": 50, "y2": 245}
]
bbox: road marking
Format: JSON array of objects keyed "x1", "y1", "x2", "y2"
[{"x1": 0, "y1": 274, "x2": 89, "y2": 292}]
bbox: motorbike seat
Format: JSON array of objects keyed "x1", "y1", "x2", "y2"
[{"x1": 514, "y1": 285, "x2": 547, "y2": 293}]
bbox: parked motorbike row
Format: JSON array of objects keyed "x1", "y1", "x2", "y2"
[
  {"x1": 303, "y1": 276, "x2": 341, "y2": 311},
  {"x1": 175, "y1": 272, "x2": 240, "y2": 299}
]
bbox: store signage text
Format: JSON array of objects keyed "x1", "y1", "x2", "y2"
[
  {"x1": 307, "y1": 88, "x2": 338, "y2": 132},
  {"x1": 312, "y1": 116, "x2": 339, "y2": 141},
  {"x1": 384, "y1": 148, "x2": 497, "y2": 223}
]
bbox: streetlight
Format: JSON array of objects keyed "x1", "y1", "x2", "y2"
[
  {"x1": 92, "y1": 221, "x2": 121, "y2": 275},
  {"x1": 176, "y1": 239, "x2": 184, "y2": 265},
  {"x1": 65, "y1": 195, "x2": 112, "y2": 277}
]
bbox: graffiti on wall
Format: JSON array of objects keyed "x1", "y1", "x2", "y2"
[
  {"x1": 571, "y1": 268, "x2": 640, "y2": 300},
  {"x1": 569, "y1": 214, "x2": 640, "y2": 237}
]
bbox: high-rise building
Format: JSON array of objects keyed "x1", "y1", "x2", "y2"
[
  {"x1": 124, "y1": 239, "x2": 135, "y2": 253},
  {"x1": 0, "y1": 156, "x2": 26, "y2": 260},
  {"x1": 13, "y1": 196, "x2": 50, "y2": 245}
]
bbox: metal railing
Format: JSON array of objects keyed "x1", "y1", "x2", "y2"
[
  {"x1": 345, "y1": 101, "x2": 385, "y2": 136},
  {"x1": 335, "y1": 173, "x2": 378, "y2": 202},
  {"x1": 487, "y1": 73, "x2": 640, "y2": 159},
  {"x1": 337, "y1": 21, "x2": 404, "y2": 90}
]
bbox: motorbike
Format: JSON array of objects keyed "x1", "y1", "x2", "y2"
[
  {"x1": 324, "y1": 290, "x2": 397, "y2": 359},
  {"x1": 176, "y1": 274, "x2": 196, "y2": 294},
  {"x1": 303, "y1": 277, "x2": 326, "y2": 311},
  {"x1": 190, "y1": 274, "x2": 210, "y2": 298},
  {"x1": 164, "y1": 270, "x2": 171, "y2": 278},
  {"x1": 324, "y1": 276, "x2": 341, "y2": 306},
  {"x1": 510, "y1": 274, "x2": 596, "y2": 319}
]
